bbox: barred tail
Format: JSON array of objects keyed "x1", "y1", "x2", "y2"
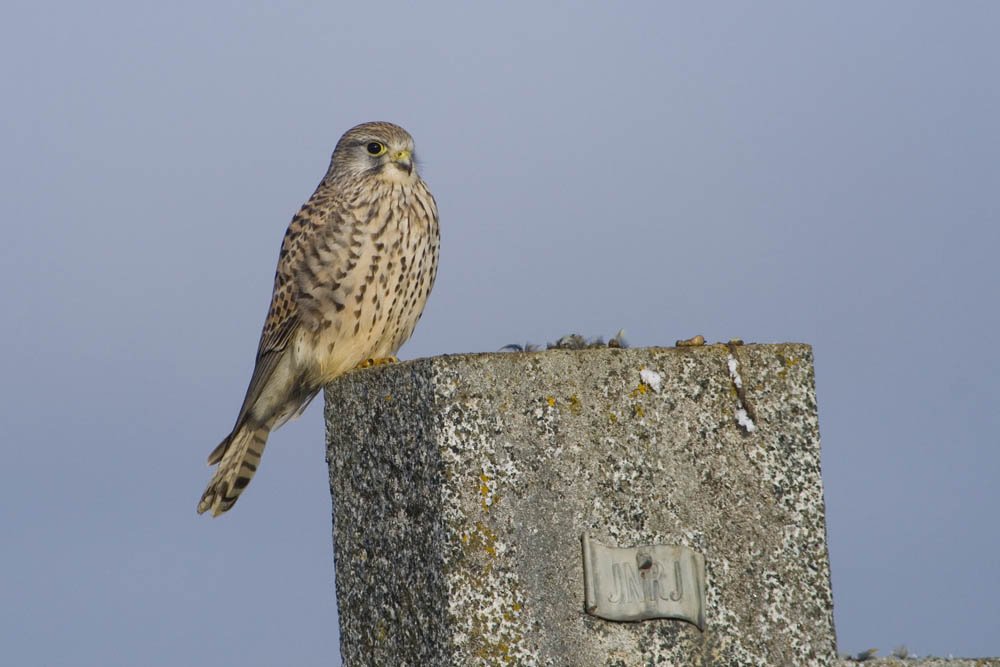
[{"x1": 197, "y1": 424, "x2": 270, "y2": 517}]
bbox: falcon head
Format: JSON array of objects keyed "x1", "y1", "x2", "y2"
[{"x1": 327, "y1": 121, "x2": 420, "y2": 185}]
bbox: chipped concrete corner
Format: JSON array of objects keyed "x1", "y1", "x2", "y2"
[{"x1": 325, "y1": 343, "x2": 836, "y2": 666}]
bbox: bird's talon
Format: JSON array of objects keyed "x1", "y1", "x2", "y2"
[{"x1": 358, "y1": 356, "x2": 399, "y2": 369}]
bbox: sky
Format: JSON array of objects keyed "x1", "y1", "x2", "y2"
[{"x1": 2, "y1": 2, "x2": 998, "y2": 664}]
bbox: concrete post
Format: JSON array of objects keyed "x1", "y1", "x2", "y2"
[{"x1": 325, "y1": 343, "x2": 836, "y2": 665}]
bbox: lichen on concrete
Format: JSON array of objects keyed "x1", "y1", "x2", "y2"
[
  {"x1": 326, "y1": 344, "x2": 838, "y2": 665},
  {"x1": 836, "y1": 660, "x2": 1000, "y2": 666}
]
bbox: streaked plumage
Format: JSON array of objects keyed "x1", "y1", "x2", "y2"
[{"x1": 198, "y1": 121, "x2": 439, "y2": 517}]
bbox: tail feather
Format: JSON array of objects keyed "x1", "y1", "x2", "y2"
[
  {"x1": 206, "y1": 434, "x2": 229, "y2": 466},
  {"x1": 197, "y1": 425, "x2": 269, "y2": 517}
]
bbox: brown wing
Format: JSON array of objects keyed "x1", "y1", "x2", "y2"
[
  {"x1": 201, "y1": 192, "x2": 340, "y2": 498},
  {"x1": 217, "y1": 200, "x2": 332, "y2": 451}
]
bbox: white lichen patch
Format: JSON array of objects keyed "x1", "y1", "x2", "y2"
[
  {"x1": 727, "y1": 353, "x2": 757, "y2": 433},
  {"x1": 431, "y1": 385, "x2": 536, "y2": 664},
  {"x1": 476, "y1": 449, "x2": 522, "y2": 513},
  {"x1": 735, "y1": 408, "x2": 757, "y2": 433},
  {"x1": 448, "y1": 535, "x2": 531, "y2": 664},
  {"x1": 727, "y1": 356, "x2": 743, "y2": 389},
  {"x1": 639, "y1": 367, "x2": 663, "y2": 393}
]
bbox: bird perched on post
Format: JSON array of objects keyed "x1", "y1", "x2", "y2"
[{"x1": 198, "y1": 121, "x2": 440, "y2": 517}]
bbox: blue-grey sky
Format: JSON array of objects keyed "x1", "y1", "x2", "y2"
[{"x1": 2, "y1": 2, "x2": 998, "y2": 664}]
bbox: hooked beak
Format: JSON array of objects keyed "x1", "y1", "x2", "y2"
[{"x1": 391, "y1": 149, "x2": 413, "y2": 175}]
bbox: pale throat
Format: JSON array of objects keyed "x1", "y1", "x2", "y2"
[{"x1": 378, "y1": 163, "x2": 418, "y2": 186}]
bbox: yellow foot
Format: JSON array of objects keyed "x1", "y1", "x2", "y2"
[{"x1": 357, "y1": 356, "x2": 399, "y2": 369}]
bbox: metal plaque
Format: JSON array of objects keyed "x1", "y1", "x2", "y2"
[{"x1": 582, "y1": 533, "x2": 706, "y2": 630}]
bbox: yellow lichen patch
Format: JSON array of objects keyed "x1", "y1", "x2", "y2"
[
  {"x1": 469, "y1": 521, "x2": 498, "y2": 556},
  {"x1": 785, "y1": 356, "x2": 800, "y2": 367},
  {"x1": 479, "y1": 474, "x2": 497, "y2": 513},
  {"x1": 467, "y1": 597, "x2": 525, "y2": 663},
  {"x1": 568, "y1": 393, "x2": 582, "y2": 415},
  {"x1": 450, "y1": 526, "x2": 527, "y2": 662},
  {"x1": 460, "y1": 544, "x2": 534, "y2": 665},
  {"x1": 546, "y1": 396, "x2": 555, "y2": 407},
  {"x1": 629, "y1": 383, "x2": 649, "y2": 398},
  {"x1": 608, "y1": 412, "x2": 617, "y2": 423},
  {"x1": 633, "y1": 404, "x2": 644, "y2": 417},
  {"x1": 384, "y1": 395, "x2": 392, "y2": 402}
]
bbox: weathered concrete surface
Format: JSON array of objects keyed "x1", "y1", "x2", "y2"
[
  {"x1": 326, "y1": 343, "x2": 836, "y2": 666},
  {"x1": 837, "y1": 660, "x2": 1000, "y2": 666}
]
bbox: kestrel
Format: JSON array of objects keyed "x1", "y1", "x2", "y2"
[{"x1": 198, "y1": 121, "x2": 440, "y2": 517}]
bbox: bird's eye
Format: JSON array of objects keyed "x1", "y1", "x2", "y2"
[{"x1": 366, "y1": 142, "x2": 386, "y2": 156}]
